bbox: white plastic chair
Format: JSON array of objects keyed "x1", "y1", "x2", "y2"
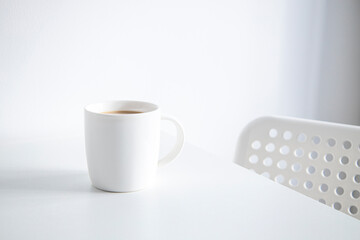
[{"x1": 234, "y1": 116, "x2": 360, "y2": 220}]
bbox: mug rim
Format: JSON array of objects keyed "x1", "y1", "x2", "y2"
[{"x1": 84, "y1": 100, "x2": 159, "y2": 117}]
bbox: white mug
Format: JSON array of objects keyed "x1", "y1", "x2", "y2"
[{"x1": 84, "y1": 100, "x2": 184, "y2": 192}]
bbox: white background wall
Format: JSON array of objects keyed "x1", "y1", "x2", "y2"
[
  {"x1": 314, "y1": 0, "x2": 360, "y2": 124},
  {"x1": 280, "y1": 0, "x2": 360, "y2": 125},
  {"x1": 1, "y1": 0, "x2": 360, "y2": 159}
]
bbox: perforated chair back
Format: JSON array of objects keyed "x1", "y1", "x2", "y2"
[{"x1": 234, "y1": 116, "x2": 360, "y2": 220}]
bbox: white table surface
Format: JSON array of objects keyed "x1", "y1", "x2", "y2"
[{"x1": 1, "y1": 136, "x2": 359, "y2": 240}]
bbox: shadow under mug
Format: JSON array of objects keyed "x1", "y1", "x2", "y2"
[{"x1": 84, "y1": 100, "x2": 184, "y2": 192}]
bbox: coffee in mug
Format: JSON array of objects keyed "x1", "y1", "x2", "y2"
[{"x1": 101, "y1": 110, "x2": 143, "y2": 114}]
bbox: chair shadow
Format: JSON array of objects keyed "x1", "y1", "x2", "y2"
[{"x1": 0, "y1": 170, "x2": 103, "y2": 193}]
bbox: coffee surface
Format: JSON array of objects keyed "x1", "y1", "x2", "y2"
[{"x1": 101, "y1": 110, "x2": 143, "y2": 114}]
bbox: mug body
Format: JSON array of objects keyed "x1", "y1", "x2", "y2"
[{"x1": 84, "y1": 101, "x2": 160, "y2": 192}]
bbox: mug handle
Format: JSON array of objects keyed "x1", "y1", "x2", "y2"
[{"x1": 158, "y1": 114, "x2": 185, "y2": 167}]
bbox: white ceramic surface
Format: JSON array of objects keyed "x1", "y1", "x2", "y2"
[{"x1": 84, "y1": 100, "x2": 184, "y2": 192}]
